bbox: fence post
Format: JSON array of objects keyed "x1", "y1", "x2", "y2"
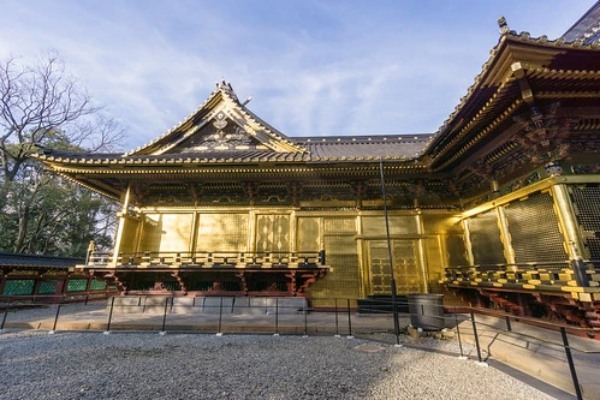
[
  {"x1": 470, "y1": 311, "x2": 484, "y2": 364},
  {"x1": 334, "y1": 298, "x2": 340, "y2": 337},
  {"x1": 454, "y1": 312, "x2": 466, "y2": 359},
  {"x1": 303, "y1": 302, "x2": 308, "y2": 337},
  {"x1": 49, "y1": 303, "x2": 62, "y2": 334},
  {"x1": 0, "y1": 298, "x2": 10, "y2": 332},
  {"x1": 346, "y1": 299, "x2": 353, "y2": 339},
  {"x1": 216, "y1": 297, "x2": 224, "y2": 336},
  {"x1": 560, "y1": 327, "x2": 583, "y2": 400},
  {"x1": 159, "y1": 297, "x2": 169, "y2": 335},
  {"x1": 104, "y1": 296, "x2": 115, "y2": 334},
  {"x1": 273, "y1": 298, "x2": 279, "y2": 336},
  {"x1": 505, "y1": 316, "x2": 512, "y2": 332}
]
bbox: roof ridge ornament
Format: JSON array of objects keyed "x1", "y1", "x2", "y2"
[
  {"x1": 216, "y1": 80, "x2": 239, "y2": 102},
  {"x1": 498, "y1": 16, "x2": 509, "y2": 35}
]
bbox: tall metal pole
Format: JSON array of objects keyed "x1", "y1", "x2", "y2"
[{"x1": 379, "y1": 160, "x2": 400, "y2": 344}]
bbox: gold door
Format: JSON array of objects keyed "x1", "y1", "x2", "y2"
[{"x1": 367, "y1": 240, "x2": 423, "y2": 295}]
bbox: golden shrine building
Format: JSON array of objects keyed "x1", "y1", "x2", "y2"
[{"x1": 36, "y1": 4, "x2": 600, "y2": 328}]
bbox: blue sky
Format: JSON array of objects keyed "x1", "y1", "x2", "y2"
[{"x1": 0, "y1": 1, "x2": 595, "y2": 149}]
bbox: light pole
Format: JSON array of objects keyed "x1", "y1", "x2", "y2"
[{"x1": 379, "y1": 160, "x2": 400, "y2": 344}]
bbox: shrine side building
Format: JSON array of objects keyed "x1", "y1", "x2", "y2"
[{"x1": 37, "y1": 6, "x2": 600, "y2": 327}]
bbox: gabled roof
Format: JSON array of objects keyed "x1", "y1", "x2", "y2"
[
  {"x1": 36, "y1": 81, "x2": 432, "y2": 167},
  {"x1": 126, "y1": 81, "x2": 306, "y2": 156}
]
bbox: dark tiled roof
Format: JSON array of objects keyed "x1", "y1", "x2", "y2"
[
  {"x1": 37, "y1": 134, "x2": 433, "y2": 164},
  {"x1": 562, "y1": 1, "x2": 600, "y2": 44},
  {"x1": 0, "y1": 251, "x2": 83, "y2": 269},
  {"x1": 296, "y1": 135, "x2": 430, "y2": 159}
]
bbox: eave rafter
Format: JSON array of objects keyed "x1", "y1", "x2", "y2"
[
  {"x1": 428, "y1": 54, "x2": 600, "y2": 175},
  {"x1": 55, "y1": 171, "x2": 121, "y2": 201},
  {"x1": 432, "y1": 98, "x2": 523, "y2": 172},
  {"x1": 46, "y1": 163, "x2": 429, "y2": 178}
]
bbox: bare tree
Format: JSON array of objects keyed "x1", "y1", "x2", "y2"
[
  {"x1": 1, "y1": 55, "x2": 87, "y2": 181},
  {"x1": 0, "y1": 54, "x2": 122, "y2": 255}
]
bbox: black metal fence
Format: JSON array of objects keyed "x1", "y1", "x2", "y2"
[{"x1": 1, "y1": 295, "x2": 598, "y2": 399}]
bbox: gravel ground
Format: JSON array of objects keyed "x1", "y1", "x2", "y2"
[{"x1": 0, "y1": 331, "x2": 552, "y2": 400}]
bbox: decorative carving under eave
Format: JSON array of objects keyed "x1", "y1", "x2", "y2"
[
  {"x1": 287, "y1": 182, "x2": 301, "y2": 207},
  {"x1": 350, "y1": 181, "x2": 366, "y2": 208},
  {"x1": 131, "y1": 186, "x2": 149, "y2": 206},
  {"x1": 446, "y1": 178, "x2": 464, "y2": 198},
  {"x1": 190, "y1": 183, "x2": 203, "y2": 203},
  {"x1": 468, "y1": 160, "x2": 496, "y2": 182},
  {"x1": 570, "y1": 163, "x2": 600, "y2": 174},
  {"x1": 512, "y1": 114, "x2": 574, "y2": 165},
  {"x1": 407, "y1": 181, "x2": 427, "y2": 199},
  {"x1": 245, "y1": 182, "x2": 257, "y2": 206}
]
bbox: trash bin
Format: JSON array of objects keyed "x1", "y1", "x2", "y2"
[{"x1": 407, "y1": 293, "x2": 445, "y2": 330}]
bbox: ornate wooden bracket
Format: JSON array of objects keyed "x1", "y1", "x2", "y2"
[
  {"x1": 285, "y1": 272, "x2": 297, "y2": 295},
  {"x1": 235, "y1": 271, "x2": 249, "y2": 295},
  {"x1": 103, "y1": 273, "x2": 126, "y2": 293},
  {"x1": 245, "y1": 182, "x2": 257, "y2": 206},
  {"x1": 171, "y1": 272, "x2": 187, "y2": 294},
  {"x1": 287, "y1": 182, "x2": 301, "y2": 207}
]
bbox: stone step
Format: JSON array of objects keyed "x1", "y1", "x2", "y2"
[{"x1": 357, "y1": 296, "x2": 409, "y2": 314}]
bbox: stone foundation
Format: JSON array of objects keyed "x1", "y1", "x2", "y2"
[{"x1": 107, "y1": 296, "x2": 308, "y2": 315}]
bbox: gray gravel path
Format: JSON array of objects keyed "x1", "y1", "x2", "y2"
[{"x1": 0, "y1": 331, "x2": 552, "y2": 400}]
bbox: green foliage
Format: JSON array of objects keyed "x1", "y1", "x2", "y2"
[{"x1": 0, "y1": 166, "x2": 117, "y2": 256}]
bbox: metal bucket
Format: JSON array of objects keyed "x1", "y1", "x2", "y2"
[{"x1": 407, "y1": 293, "x2": 445, "y2": 330}]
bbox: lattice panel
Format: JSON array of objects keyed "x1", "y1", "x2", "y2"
[
  {"x1": 67, "y1": 279, "x2": 88, "y2": 292},
  {"x1": 571, "y1": 185, "x2": 600, "y2": 231},
  {"x1": 38, "y1": 280, "x2": 57, "y2": 294},
  {"x1": 3, "y1": 280, "x2": 35, "y2": 295},
  {"x1": 504, "y1": 192, "x2": 566, "y2": 263},
  {"x1": 309, "y1": 234, "x2": 359, "y2": 299},
  {"x1": 197, "y1": 214, "x2": 249, "y2": 251},
  {"x1": 161, "y1": 214, "x2": 193, "y2": 252},
  {"x1": 587, "y1": 238, "x2": 600, "y2": 260},
  {"x1": 446, "y1": 234, "x2": 468, "y2": 266},
  {"x1": 323, "y1": 217, "x2": 356, "y2": 233},
  {"x1": 369, "y1": 245, "x2": 391, "y2": 294},
  {"x1": 571, "y1": 184, "x2": 600, "y2": 259},
  {"x1": 361, "y1": 216, "x2": 418, "y2": 236},
  {"x1": 90, "y1": 280, "x2": 107, "y2": 291},
  {"x1": 367, "y1": 240, "x2": 421, "y2": 295},
  {"x1": 139, "y1": 214, "x2": 162, "y2": 252},
  {"x1": 141, "y1": 213, "x2": 193, "y2": 252},
  {"x1": 255, "y1": 215, "x2": 290, "y2": 252},
  {"x1": 468, "y1": 210, "x2": 505, "y2": 265},
  {"x1": 393, "y1": 240, "x2": 422, "y2": 293},
  {"x1": 297, "y1": 218, "x2": 320, "y2": 251}
]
